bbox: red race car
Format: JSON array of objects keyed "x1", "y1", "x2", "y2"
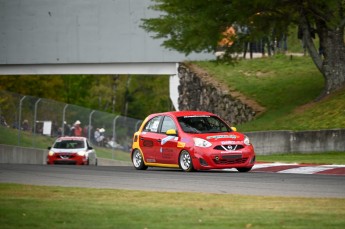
[
  {"x1": 47, "y1": 136, "x2": 97, "y2": 165},
  {"x1": 131, "y1": 111, "x2": 255, "y2": 172}
]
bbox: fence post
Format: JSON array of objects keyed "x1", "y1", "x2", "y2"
[
  {"x1": 18, "y1": 96, "x2": 26, "y2": 146},
  {"x1": 113, "y1": 115, "x2": 120, "y2": 143},
  {"x1": 88, "y1": 110, "x2": 96, "y2": 141},
  {"x1": 112, "y1": 115, "x2": 120, "y2": 160},
  {"x1": 33, "y1": 98, "x2": 41, "y2": 147},
  {"x1": 62, "y1": 104, "x2": 68, "y2": 136}
]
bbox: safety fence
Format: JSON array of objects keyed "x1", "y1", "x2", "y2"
[{"x1": 0, "y1": 90, "x2": 142, "y2": 151}]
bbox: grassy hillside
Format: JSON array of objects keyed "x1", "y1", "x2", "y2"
[{"x1": 194, "y1": 55, "x2": 345, "y2": 131}]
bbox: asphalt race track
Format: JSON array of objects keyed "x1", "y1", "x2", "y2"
[{"x1": 1, "y1": 164, "x2": 344, "y2": 198}]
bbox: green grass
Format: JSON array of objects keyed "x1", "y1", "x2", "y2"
[
  {"x1": 1, "y1": 183, "x2": 344, "y2": 229},
  {"x1": 96, "y1": 147, "x2": 131, "y2": 161},
  {"x1": 194, "y1": 55, "x2": 345, "y2": 132},
  {"x1": 0, "y1": 126, "x2": 56, "y2": 149}
]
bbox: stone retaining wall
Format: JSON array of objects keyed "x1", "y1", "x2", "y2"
[{"x1": 178, "y1": 63, "x2": 264, "y2": 125}]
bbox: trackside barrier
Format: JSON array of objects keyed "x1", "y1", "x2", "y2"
[
  {"x1": 246, "y1": 129, "x2": 345, "y2": 155},
  {"x1": 0, "y1": 144, "x2": 47, "y2": 164}
]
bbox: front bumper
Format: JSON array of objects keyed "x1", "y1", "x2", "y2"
[
  {"x1": 47, "y1": 154, "x2": 87, "y2": 165},
  {"x1": 191, "y1": 145, "x2": 255, "y2": 170}
]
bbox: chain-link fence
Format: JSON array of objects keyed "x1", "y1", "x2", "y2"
[{"x1": 0, "y1": 90, "x2": 142, "y2": 151}]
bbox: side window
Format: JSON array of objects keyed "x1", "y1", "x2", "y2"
[
  {"x1": 143, "y1": 116, "x2": 162, "y2": 133},
  {"x1": 160, "y1": 116, "x2": 176, "y2": 133}
]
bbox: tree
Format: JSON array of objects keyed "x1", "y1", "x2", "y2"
[{"x1": 142, "y1": 0, "x2": 345, "y2": 99}]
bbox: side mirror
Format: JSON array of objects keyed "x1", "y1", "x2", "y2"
[
  {"x1": 88, "y1": 146, "x2": 93, "y2": 150},
  {"x1": 47, "y1": 146, "x2": 51, "y2": 150},
  {"x1": 231, "y1": 127, "x2": 237, "y2": 132},
  {"x1": 166, "y1": 129, "x2": 177, "y2": 136}
]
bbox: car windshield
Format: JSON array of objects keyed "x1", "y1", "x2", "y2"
[
  {"x1": 177, "y1": 115, "x2": 232, "y2": 133},
  {"x1": 53, "y1": 140, "x2": 85, "y2": 149}
]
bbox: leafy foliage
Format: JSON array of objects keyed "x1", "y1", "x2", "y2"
[{"x1": 0, "y1": 75, "x2": 171, "y2": 120}]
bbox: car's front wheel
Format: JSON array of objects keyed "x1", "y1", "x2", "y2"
[
  {"x1": 132, "y1": 149, "x2": 148, "y2": 170},
  {"x1": 236, "y1": 167, "x2": 252, "y2": 172},
  {"x1": 179, "y1": 150, "x2": 194, "y2": 172}
]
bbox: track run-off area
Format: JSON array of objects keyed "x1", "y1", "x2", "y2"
[{"x1": 1, "y1": 163, "x2": 344, "y2": 198}]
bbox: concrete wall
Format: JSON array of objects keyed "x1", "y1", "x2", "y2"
[
  {"x1": 246, "y1": 129, "x2": 345, "y2": 155},
  {"x1": 0, "y1": 144, "x2": 47, "y2": 164}
]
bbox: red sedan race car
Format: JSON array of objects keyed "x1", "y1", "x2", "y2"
[
  {"x1": 131, "y1": 111, "x2": 255, "y2": 172},
  {"x1": 47, "y1": 136, "x2": 98, "y2": 165}
]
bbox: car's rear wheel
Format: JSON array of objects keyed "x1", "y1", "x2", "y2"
[
  {"x1": 132, "y1": 149, "x2": 148, "y2": 170},
  {"x1": 179, "y1": 150, "x2": 194, "y2": 172},
  {"x1": 236, "y1": 167, "x2": 252, "y2": 172}
]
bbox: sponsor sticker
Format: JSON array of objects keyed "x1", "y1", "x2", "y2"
[
  {"x1": 181, "y1": 137, "x2": 190, "y2": 142},
  {"x1": 161, "y1": 136, "x2": 175, "y2": 145},
  {"x1": 207, "y1": 135, "x2": 238, "y2": 140},
  {"x1": 221, "y1": 141, "x2": 237, "y2": 144},
  {"x1": 220, "y1": 151, "x2": 242, "y2": 154},
  {"x1": 184, "y1": 115, "x2": 210, "y2": 118}
]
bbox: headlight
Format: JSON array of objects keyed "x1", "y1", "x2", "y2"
[
  {"x1": 193, "y1": 138, "x2": 212, "y2": 148},
  {"x1": 244, "y1": 136, "x2": 251, "y2": 146},
  {"x1": 48, "y1": 151, "x2": 55, "y2": 156},
  {"x1": 77, "y1": 151, "x2": 86, "y2": 156}
]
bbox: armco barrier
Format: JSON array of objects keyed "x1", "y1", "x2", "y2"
[{"x1": 246, "y1": 129, "x2": 345, "y2": 155}]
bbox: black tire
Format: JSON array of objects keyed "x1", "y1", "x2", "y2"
[
  {"x1": 236, "y1": 167, "x2": 252, "y2": 172},
  {"x1": 132, "y1": 149, "x2": 148, "y2": 170},
  {"x1": 179, "y1": 150, "x2": 195, "y2": 172}
]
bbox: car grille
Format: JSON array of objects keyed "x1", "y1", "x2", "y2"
[
  {"x1": 213, "y1": 145, "x2": 244, "y2": 151},
  {"x1": 213, "y1": 155, "x2": 248, "y2": 165},
  {"x1": 56, "y1": 153, "x2": 75, "y2": 159},
  {"x1": 54, "y1": 160, "x2": 77, "y2": 165}
]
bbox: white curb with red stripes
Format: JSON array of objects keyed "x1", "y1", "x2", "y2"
[{"x1": 251, "y1": 163, "x2": 345, "y2": 175}]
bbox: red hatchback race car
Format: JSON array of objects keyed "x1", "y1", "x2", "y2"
[
  {"x1": 131, "y1": 111, "x2": 255, "y2": 172},
  {"x1": 47, "y1": 136, "x2": 97, "y2": 165}
]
